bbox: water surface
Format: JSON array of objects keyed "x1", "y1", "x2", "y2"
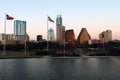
[{"x1": 0, "y1": 57, "x2": 120, "y2": 80}]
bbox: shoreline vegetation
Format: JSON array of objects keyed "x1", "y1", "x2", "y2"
[
  {"x1": 0, "y1": 49, "x2": 120, "y2": 59},
  {"x1": 0, "y1": 41, "x2": 120, "y2": 59}
]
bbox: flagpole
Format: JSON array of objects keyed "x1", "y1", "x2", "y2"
[
  {"x1": 3, "y1": 14, "x2": 6, "y2": 55},
  {"x1": 47, "y1": 15, "x2": 49, "y2": 51},
  {"x1": 47, "y1": 15, "x2": 54, "y2": 51},
  {"x1": 25, "y1": 34, "x2": 27, "y2": 55}
]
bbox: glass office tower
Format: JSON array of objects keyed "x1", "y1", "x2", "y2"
[
  {"x1": 56, "y1": 15, "x2": 62, "y2": 26},
  {"x1": 14, "y1": 20, "x2": 26, "y2": 41}
]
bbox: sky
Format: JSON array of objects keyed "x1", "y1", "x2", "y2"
[{"x1": 0, "y1": 0, "x2": 120, "y2": 40}]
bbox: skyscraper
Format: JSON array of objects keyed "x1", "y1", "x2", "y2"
[
  {"x1": 99, "y1": 30, "x2": 112, "y2": 43},
  {"x1": 56, "y1": 15, "x2": 65, "y2": 45},
  {"x1": 65, "y1": 29, "x2": 75, "y2": 45},
  {"x1": 48, "y1": 28, "x2": 55, "y2": 41},
  {"x1": 14, "y1": 20, "x2": 27, "y2": 41},
  {"x1": 106, "y1": 30, "x2": 112, "y2": 41},
  {"x1": 56, "y1": 15, "x2": 62, "y2": 26},
  {"x1": 77, "y1": 28, "x2": 91, "y2": 44}
]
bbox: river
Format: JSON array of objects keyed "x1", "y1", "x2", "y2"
[{"x1": 0, "y1": 57, "x2": 120, "y2": 80}]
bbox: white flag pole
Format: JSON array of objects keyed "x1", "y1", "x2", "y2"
[
  {"x1": 47, "y1": 15, "x2": 49, "y2": 51},
  {"x1": 3, "y1": 14, "x2": 6, "y2": 55}
]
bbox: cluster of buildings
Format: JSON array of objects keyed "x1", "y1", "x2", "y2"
[
  {"x1": 37, "y1": 15, "x2": 113, "y2": 45},
  {"x1": 0, "y1": 15, "x2": 115, "y2": 46},
  {"x1": 89, "y1": 30, "x2": 112, "y2": 45},
  {"x1": 0, "y1": 20, "x2": 29, "y2": 45}
]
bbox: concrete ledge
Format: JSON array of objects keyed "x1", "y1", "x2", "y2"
[{"x1": 0, "y1": 55, "x2": 42, "y2": 59}]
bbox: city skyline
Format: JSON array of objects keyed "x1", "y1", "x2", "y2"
[{"x1": 0, "y1": 0, "x2": 120, "y2": 40}]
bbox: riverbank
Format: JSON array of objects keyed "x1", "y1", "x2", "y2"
[{"x1": 0, "y1": 55, "x2": 120, "y2": 59}]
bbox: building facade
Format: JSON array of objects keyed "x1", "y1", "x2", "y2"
[
  {"x1": 0, "y1": 33, "x2": 29, "y2": 45},
  {"x1": 37, "y1": 35, "x2": 42, "y2": 41},
  {"x1": 56, "y1": 15, "x2": 65, "y2": 45},
  {"x1": 99, "y1": 30, "x2": 112, "y2": 43},
  {"x1": 88, "y1": 39, "x2": 100, "y2": 45},
  {"x1": 65, "y1": 29, "x2": 75, "y2": 45},
  {"x1": 106, "y1": 30, "x2": 112, "y2": 41},
  {"x1": 77, "y1": 28, "x2": 91, "y2": 44},
  {"x1": 0, "y1": 33, "x2": 14, "y2": 41},
  {"x1": 14, "y1": 20, "x2": 27, "y2": 41},
  {"x1": 56, "y1": 25, "x2": 65, "y2": 44},
  {"x1": 48, "y1": 28, "x2": 55, "y2": 41}
]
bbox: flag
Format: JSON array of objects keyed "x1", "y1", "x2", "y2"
[
  {"x1": 48, "y1": 16, "x2": 54, "y2": 22},
  {"x1": 6, "y1": 14, "x2": 14, "y2": 20}
]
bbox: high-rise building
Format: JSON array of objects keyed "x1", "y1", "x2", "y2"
[
  {"x1": 56, "y1": 15, "x2": 65, "y2": 45},
  {"x1": 56, "y1": 26, "x2": 65, "y2": 44},
  {"x1": 65, "y1": 29, "x2": 75, "y2": 45},
  {"x1": 48, "y1": 28, "x2": 55, "y2": 41},
  {"x1": 77, "y1": 28, "x2": 91, "y2": 44},
  {"x1": 37, "y1": 35, "x2": 42, "y2": 41},
  {"x1": 106, "y1": 30, "x2": 112, "y2": 41},
  {"x1": 56, "y1": 15, "x2": 62, "y2": 26},
  {"x1": 99, "y1": 30, "x2": 112, "y2": 43},
  {"x1": 14, "y1": 20, "x2": 27, "y2": 41},
  {"x1": 14, "y1": 20, "x2": 26, "y2": 35}
]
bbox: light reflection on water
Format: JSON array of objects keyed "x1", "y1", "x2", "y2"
[{"x1": 0, "y1": 57, "x2": 120, "y2": 80}]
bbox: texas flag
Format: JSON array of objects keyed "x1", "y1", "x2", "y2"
[
  {"x1": 6, "y1": 14, "x2": 14, "y2": 20},
  {"x1": 48, "y1": 16, "x2": 54, "y2": 23}
]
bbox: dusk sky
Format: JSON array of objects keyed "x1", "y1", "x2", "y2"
[{"x1": 0, "y1": 0, "x2": 120, "y2": 40}]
